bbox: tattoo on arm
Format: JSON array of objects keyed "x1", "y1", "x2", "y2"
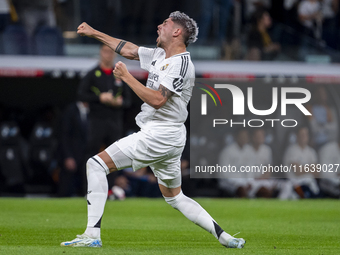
[
  {"x1": 115, "y1": 40, "x2": 127, "y2": 54},
  {"x1": 158, "y1": 85, "x2": 174, "y2": 99}
]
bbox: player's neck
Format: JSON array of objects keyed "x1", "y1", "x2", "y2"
[{"x1": 163, "y1": 44, "x2": 187, "y2": 59}]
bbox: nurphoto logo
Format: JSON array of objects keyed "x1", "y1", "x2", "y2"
[{"x1": 198, "y1": 82, "x2": 312, "y2": 128}]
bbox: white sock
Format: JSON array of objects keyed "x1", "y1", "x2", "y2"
[
  {"x1": 164, "y1": 191, "x2": 233, "y2": 246},
  {"x1": 84, "y1": 156, "x2": 109, "y2": 239}
]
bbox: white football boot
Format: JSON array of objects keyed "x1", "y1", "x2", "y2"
[
  {"x1": 223, "y1": 237, "x2": 246, "y2": 248},
  {"x1": 60, "y1": 234, "x2": 102, "y2": 247}
]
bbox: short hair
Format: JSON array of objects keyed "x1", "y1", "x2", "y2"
[{"x1": 169, "y1": 11, "x2": 198, "y2": 46}]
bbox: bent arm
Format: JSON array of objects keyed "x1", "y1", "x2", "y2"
[
  {"x1": 123, "y1": 73, "x2": 172, "y2": 109},
  {"x1": 77, "y1": 22, "x2": 139, "y2": 60},
  {"x1": 113, "y1": 61, "x2": 173, "y2": 109}
]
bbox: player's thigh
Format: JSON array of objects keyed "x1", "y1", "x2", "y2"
[
  {"x1": 112, "y1": 131, "x2": 177, "y2": 171},
  {"x1": 100, "y1": 132, "x2": 147, "y2": 172},
  {"x1": 151, "y1": 147, "x2": 184, "y2": 197},
  {"x1": 150, "y1": 146, "x2": 183, "y2": 180},
  {"x1": 100, "y1": 143, "x2": 133, "y2": 173},
  {"x1": 155, "y1": 166, "x2": 182, "y2": 193}
]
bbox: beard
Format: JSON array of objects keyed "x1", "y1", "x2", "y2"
[
  {"x1": 156, "y1": 35, "x2": 165, "y2": 48},
  {"x1": 156, "y1": 37, "x2": 161, "y2": 47}
]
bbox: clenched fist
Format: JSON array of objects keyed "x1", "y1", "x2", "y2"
[
  {"x1": 113, "y1": 61, "x2": 129, "y2": 80},
  {"x1": 77, "y1": 22, "x2": 96, "y2": 37}
]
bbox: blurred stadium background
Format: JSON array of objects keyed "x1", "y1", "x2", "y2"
[{"x1": 0, "y1": 0, "x2": 340, "y2": 199}]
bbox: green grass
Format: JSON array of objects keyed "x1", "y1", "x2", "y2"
[{"x1": 0, "y1": 198, "x2": 339, "y2": 254}]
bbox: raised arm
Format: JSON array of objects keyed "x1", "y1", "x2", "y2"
[{"x1": 77, "y1": 22, "x2": 139, "y2": 60}]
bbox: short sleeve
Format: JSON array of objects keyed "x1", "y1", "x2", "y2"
[
  {"x1": 160, "y1": 57, "x2": 189, "y2": 96},
  {"x1": 138, "y1": 47, "x2": 157, "y2": 71}
]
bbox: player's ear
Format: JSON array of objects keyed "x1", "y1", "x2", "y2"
[{"x1": 173, "y1": 28, "x2": 182, "y2": 38}]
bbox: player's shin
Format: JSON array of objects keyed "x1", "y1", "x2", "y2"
[
  {"x1": 164, "y1": 191, "x2": 233, "y2": 245},
  {"x1": 84, "y1": 156, "x2": 109, "y2": 239}
]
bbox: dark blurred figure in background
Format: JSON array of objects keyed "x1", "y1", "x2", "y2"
[
  {"x1": 307, "y1": 86, "x2": 338, "y2": 150},
  {"x1": 298, "y1": 0, "x2": 322, "y2": 40},
  {"x1": 198, "y1": 0, "x2": 232, "y2": 45},
  {"x1": 120, "y1": 0, "x2": 175, "y2": 44},
  {"x1": 283, "y1": 126, "x2": 319, "y2": 198},
  {"x1": 58, "y1": 101, "x2": 89, "y2": 197},
  {"x1": 246, "y1": 8, "x2": 281, "y2": 60},
  {"x1": 248, "y1": 128, "x2": 274, "y2": 198},
  {"x1": 248, "y1": 128, "x2": 294, "y2": 199},
  {"x1": 27, "y1": 106, "x2": 59, "y2": 193},
  {"x1": 283, "y1": 0, "x2": 301, "y2": 28},
  {"x1": 13, "y1": 0, "x2": 56, "y2": 37},
  {"x1": 121, "y1": 167, "x2": 162, "y2": 198},
  {"x1": 218, "y1": 128, "x2": 253, "y2": 198},
  {"x1": 0, "y1": 117, "x2": 26, "y2": 194},
  {"x1": 321, "y1": 0, "x2": 338, "y2": 49},
  {"x1": 244, "y1": 0, "x2": 271, "y2": 21},
  {"x1": 78, "y1": 44, "x2": 131, "y2": 158},
  {"x1": 297, "y1": 0, "x2": 322, "y2": 59},
  {"x1": 318, "y1": 135, "x2": 340, "y2": 198},
  {"x1": 0, "y1": 0, "x2": 11, "y2": 33}
]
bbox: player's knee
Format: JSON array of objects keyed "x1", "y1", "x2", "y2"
[
  {"x1": 86, "y1": 157, "x2": 98, "y2": 170},
  {"x1": 164, "y1": 190, "x2": 184, "y2": 209},
  {"x1": 86, "y1": 156, "x2": 109, "y2": 175},
  {"x1": 86, "y1": 158, "x2": 93, "y2": 167}
]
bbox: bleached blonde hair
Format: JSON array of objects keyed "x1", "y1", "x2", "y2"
[{"x1": 169, "y1": 11, "x2": 198, "y2": 46}]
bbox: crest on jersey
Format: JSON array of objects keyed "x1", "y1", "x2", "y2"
[{"x1": 160, "y1": 64, "x2": 169, "y2": 71}]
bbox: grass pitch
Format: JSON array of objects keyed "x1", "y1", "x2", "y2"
[{"x1": 0, "y1": 198, "x2": 339, "y2": 255}]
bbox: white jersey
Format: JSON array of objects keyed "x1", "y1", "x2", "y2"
[
  {"x1": 283, "y1": 144, "x2": 317, "y2": 178},
  {"x1": 218, "y1": 143, "x2": 254, "y2": 178},
  {"x1": 136, "y1": 47, "x2": 195, "y2": 130},
  {"x1": 319, "y1": 142, "x2": 340, "y2": 178},
  {"x1": 249, "y1": 144, "x2": 272, "y2": 178}
]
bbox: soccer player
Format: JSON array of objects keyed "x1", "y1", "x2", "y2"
[{"x1": 61, "y1": 11, "x2": 245, "y2": 249}]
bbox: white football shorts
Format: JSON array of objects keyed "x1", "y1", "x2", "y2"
[{"x1": 105, "y1": 129, "x2": 185, "y2": 189}]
